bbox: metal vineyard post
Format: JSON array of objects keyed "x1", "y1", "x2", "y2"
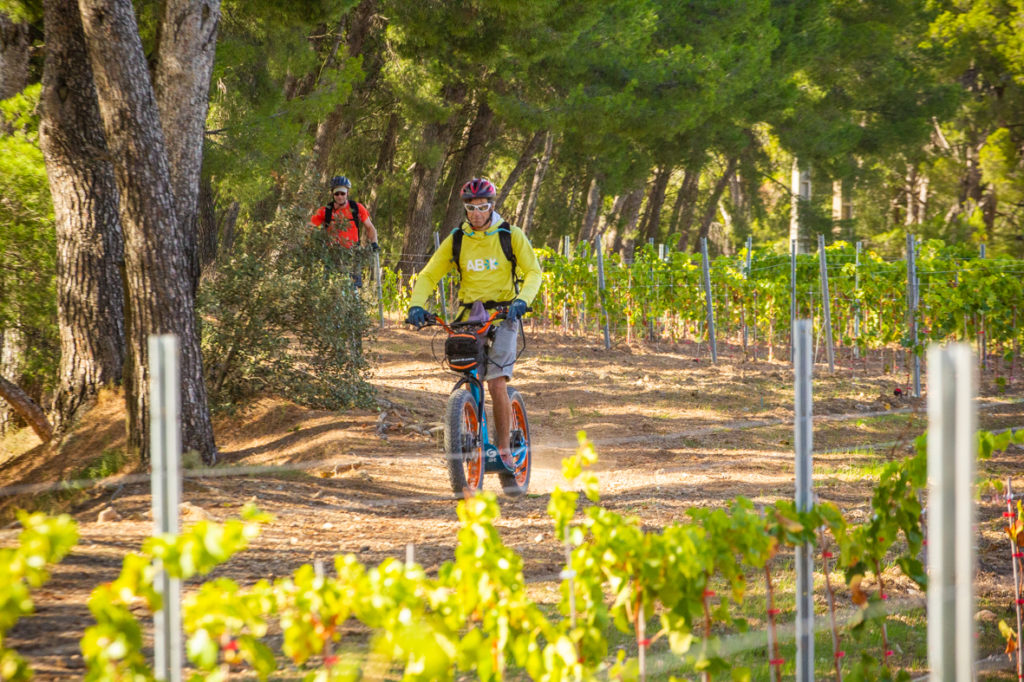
[
  {"x1": 794, "y1": 319, "x2": 814, "y2": 681},
  {"x1": 700, "y1": 237, "x2": 717, "y2": 363},
  {"x1": 926, "y1": 344, "x2": 977, "y2": 681},
  {"x1": 817, "y1": 234, "x2": 835, "y2": 373},
  {"x1": 150, "y1": 334, "x2": 183, "y2": 682},
  {"x1": 434, "y1": 231, "x2": 447, "y2": 319}
]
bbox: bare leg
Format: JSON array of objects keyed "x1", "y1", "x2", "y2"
[{"x1": 487, "y1": 375, "x2": 512, "y2": 460}]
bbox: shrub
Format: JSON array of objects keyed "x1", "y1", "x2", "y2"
[{"x1": 198, "y1": 208, "x2": 375, "y2": 411}]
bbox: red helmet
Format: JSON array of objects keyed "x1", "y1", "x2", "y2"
[{"x1": 460, "y1": 177, "x2": 496, "y2": 200}]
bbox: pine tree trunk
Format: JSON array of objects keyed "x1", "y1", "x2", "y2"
[
  {"x1": 0, "y1": 12, "x2": 30, "y2": 102},
  {"x1": 832, "y1": 178, "x2": 845, "y2": 236},
  {"x1": 0, "y1": 14, "x2": 29, "y2": 96},
  {"x1": 0, "y1": 12, "x2": 30, "y2": 138},
  {"x1": 495, "y1": 130, "x2": 545, "y2": 212},
  {"x1": 638, "y1": 166, "x2": 671, "y2": 244},
  {"x1": 613, "y1": 187, "x2": 644, "y2": 254},
  {"x1": 153, "y1": 0, "x2": 221, "y2": 295},
  {"x1": 440, "y1": 97, "x2": 495, "y2": 236},
  {"x1": 601, "y1": 193, "x2": 625, "y2": 247},
  {"x1": 789, "y1": 158, "x2": 812, "y2": 253},
  {"x1": 0, "y1": 329, "x2": 25, "y2": 436},
  {"x1": 577, "y1": 175, "x2": 602, "y2": 243},
  {"x1": 308, "y1": 2, "x2": 378, "y2": 186},
  {"x1": 197, "y1": 176, "x2": 220, "y2": 272},
  {"x1": 79, "y1": 0, "x2": 217, "y2": 463},
  {"x1": 673, "y1": 166, "x2": 700, "y2": 251},
  {"x1": 399, "y1": 82, "x2": 466, "y2": 275},
  {"x1": 368, "y1": 110, "x2": 401, "y2": 208},
  {"x1": 39, "y1": 0, "x2": 126, "y2": 433},
  {"x1": 694, "y1": 157, "x2": 738, "y2": 251},
  {"x1": 0, "y1": 375, "x2": 53, "y2": 443},
  {"x1": 522, "y1": 131, "x2": 554, "y2": 232}
]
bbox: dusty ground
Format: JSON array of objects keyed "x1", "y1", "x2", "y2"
[{"x1": 2, "y1": 324, "x2": 1024, "y2": 679}]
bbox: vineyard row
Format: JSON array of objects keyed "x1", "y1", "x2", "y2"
[{"x1": 377, "y1": 238, "x2": 1024, "y2": 367}]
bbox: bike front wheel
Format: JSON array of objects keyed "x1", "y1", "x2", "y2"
[
  {"x1": 444, "y1": 389, "x2": 484, "y2": 494},
  {"x1": 499, "y1": 386, "x2": 531, "y2": 496}
]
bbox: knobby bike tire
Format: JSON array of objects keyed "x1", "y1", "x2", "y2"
[
  {"x1": 444, "y1": 389, "x2": 484, "y2": 494},
  {"x1": 499, "y1": 386, "x2": 531, "y2": 496}
]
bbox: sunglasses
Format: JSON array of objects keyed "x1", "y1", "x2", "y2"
[
  {"x1": 464, "y1": 202, "x2": 492, "y2": 213},
  {"x1": 333, "y1": 191, "x2": 348, "y2": 196}
]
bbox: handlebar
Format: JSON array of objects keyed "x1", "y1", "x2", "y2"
[{"x1": 406, "y1": 304, "x2": 532, "y2": 332}]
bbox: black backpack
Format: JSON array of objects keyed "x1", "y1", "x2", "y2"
[
  {"x1": 323, "y1": 199, "x2": 361, "y2": 234},
  {"x1": 450, "y1": 221, "x2": 521, "y2": 295}
]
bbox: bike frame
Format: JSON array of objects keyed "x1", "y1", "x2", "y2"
[
  {"x1": 435, "y1": 311, "x2": 529, "y2": 475},
  {"x1": 450, "y1": 368, "x2": 527, "y2": 474}
]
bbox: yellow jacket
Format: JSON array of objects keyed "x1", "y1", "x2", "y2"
[{"x1": 410, "y1": 215, "x2": 543, "y2": 315}]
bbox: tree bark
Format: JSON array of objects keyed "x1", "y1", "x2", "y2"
[
  {"x1": 522, "y1": 131, "x2": 554, "y2": 232},
  {"x1": 495, "y1": 130, "x2": 544, "y2": 212},
  {"x1": 367, "y1": 110, "x2": 401, "y2": 208},
  {"x1": 153, "y1": 0, "x2": 221, "y2": 295},
  {"x1": 601, "y1": 193, "x2": 625, "y2": 247},
  {"x1": 78, "y1": 0, "x2": 217, "y2": 463},
  {"x1": 789, "y1": 158, "x2": 812, "y2": 253},
  {"x1": 399, "y1": 82, "x2": 466, "y2": 276},
  {"x1": 0, "y1": 329, "x2": 25, "y2": 436},
  {"x1": 576, "y1": 175, "x2": 602, "y2": 243},
  {"x1": 0, "y1": 12, "x2": 30, "y2": 101},
  {"x1": 308, "y1": 2, "x2": 379, "y2": 186},
  {"x1": 440, "y1": 97, "x2": 495, "y2": 236},
  {"x1": 672, "y1": 167, "x2": 700, "y2": 251},
  {"x1": 612, "y1": 187, "x2": 644, "y2": 254},
  {"x1": 197, "y1": 175, "x2": 220, "y2": 272},
  {"x1": 39, "y1": 0, "x2": 126, "y2": 433},
  {"x1": 694, "y1": 157, "x2": 738, "y2": 251},
  {"x1": 0, "y1": 375, "x2": 53, "y2": 443},
  {"x1": 638, "y1": 166, "x2": 671, "y2": 245}
]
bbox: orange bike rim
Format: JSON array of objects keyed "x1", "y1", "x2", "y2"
[
  {"x1": 463, "y1": 402, "x2": 482, "y2": 487},
  {"x1": 512, "y1": 402, "x2": 529, "y2": 484}
]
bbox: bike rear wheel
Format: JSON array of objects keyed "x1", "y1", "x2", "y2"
[
  {"x1": 499, "y1": 386, "x2": 531, "y2": 496},
  {"x1": 444, "y1": 389, "x2": 484, "y2": 494}
]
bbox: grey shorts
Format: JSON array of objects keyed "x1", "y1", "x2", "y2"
[{"x1": 481, "y1": 319, "x2": 519, "y2": 381}]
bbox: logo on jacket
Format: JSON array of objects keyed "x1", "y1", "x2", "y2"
[{"x1": 465, "y1": 258, "x2": 500, "y2": 272}]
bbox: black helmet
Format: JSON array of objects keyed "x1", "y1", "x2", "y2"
[{"x1": 331, "y1": 175, "x2": 351, "y2": 191}]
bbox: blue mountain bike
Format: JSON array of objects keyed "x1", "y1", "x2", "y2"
[{"x1": 409, "y1": 306, "x2": 532, "y2": 496}]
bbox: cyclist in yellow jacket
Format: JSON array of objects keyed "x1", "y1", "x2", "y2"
[{"x1": 406, "y1": 177, "x2": 543, "y2": 464}]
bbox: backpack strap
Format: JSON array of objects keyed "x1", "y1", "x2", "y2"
[
  {"x1": 450, "y1": 226, "x2": 464, "y2": 276},
  {"x1": 323, "y1": 204, "x2": 333, "y2": 228},
  {"x1": 348, "y1": 199, "x2": 361, "y2": 232},
  {"x1": 496, "y1": 222, "x2": 520, "y2": 294}
]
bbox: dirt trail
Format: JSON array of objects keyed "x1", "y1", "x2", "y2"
[{"x1": 3, "y1": 326, "x2": 1024, "y2": 678}]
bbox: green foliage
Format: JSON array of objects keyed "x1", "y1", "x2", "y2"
[
  {"x1": 0, "y1": 84, "x2": 58, "y2": 391},
  {"x1": 6, "y1": 428, "x2": 1021, "y2": 679},
  {"x1": 0, "y1": 511, "x2": 78, "y2": 681},
  {"x1": 384, "y1": 238, "x2": 1024, "y2": 365},
  {"x1": 198, "y1": 210, "x2": 375, "y2": 411},
  {"x1": 80, "y1": 505, "x2": 271, "y2": 680}
]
